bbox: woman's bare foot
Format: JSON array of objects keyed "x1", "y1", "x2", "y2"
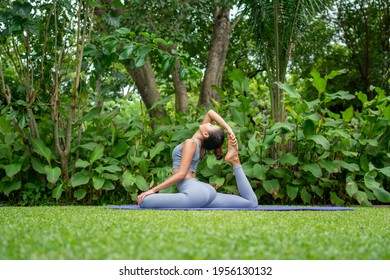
[{"x1": 225, "y1": 139, "x2": 240, "y2": 166}]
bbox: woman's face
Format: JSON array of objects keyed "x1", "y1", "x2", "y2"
[{"x1": 199, "y1": 122, "x2": 221, "y2": 137}]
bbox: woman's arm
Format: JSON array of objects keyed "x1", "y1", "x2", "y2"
[
  {"x1": 137, "y1": 139, "x2": 197, "y2": 204},
  {"x1": 203, "y1": 109, "x2": 235, "y2": 137}
]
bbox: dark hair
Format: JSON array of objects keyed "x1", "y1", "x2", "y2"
[{"x1": 202, "y1": 128, "x2": 225, "y2": 160}]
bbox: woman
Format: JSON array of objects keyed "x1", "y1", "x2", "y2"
[{"x1": 137, "y1": 110, "x2": 258, "y2": 208}]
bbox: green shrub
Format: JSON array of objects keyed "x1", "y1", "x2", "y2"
[{"x1": 1, "y1": 70, "x2": 389, "y2": 206}]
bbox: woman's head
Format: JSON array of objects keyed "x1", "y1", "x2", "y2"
[{"x1": 200, "y1": 123, "x2": 225, "y2": 159}]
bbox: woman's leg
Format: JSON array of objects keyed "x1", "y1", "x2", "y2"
[
  {"x1": 205, "y1": 139, "x2": 258, "y2": 208},
  {"x1": 139, "y1": 179, "x2": 216, "y2": 208}
]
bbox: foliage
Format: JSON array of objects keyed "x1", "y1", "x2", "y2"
[
  {"x1": 290, "y1": 0, "x2": 390, "y2": 101},
  {"x1": 1, "y1": 206, "x2": 389, "y2": 259},
  {"x1": 241, "y1": 0, "x2": 326, "y2": 122},
  {"x1": 0, "y1": 1, "x2": 389, "y2": 207},
  {"x1": 1, "y1": 68, "x2": 389, "y2": 206},
  {"x1": 270, "y1": 70, "x2": 390, "y2": 206},
  {"x1": 0, "y1": 0, "x2": 197, "y2": 205}
]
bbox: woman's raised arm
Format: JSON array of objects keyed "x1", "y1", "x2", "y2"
[{"x1": 203, "y1": 109, "x2": 235, "y2": 139}]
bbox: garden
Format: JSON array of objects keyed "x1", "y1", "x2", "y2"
[{"x1": 0, "y1": 0, "x2": 389, "y2": 261}]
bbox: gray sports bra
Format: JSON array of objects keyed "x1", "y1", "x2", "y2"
[{"x1": 172, "y1": 138, "x2": 202, "y2": 172}]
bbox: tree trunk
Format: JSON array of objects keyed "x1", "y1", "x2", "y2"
[
  {"x1": 170, "y1": 56, "x2": 189, "y2": 114},
  {"x1": 159, "y1": 43, "x2": 189, "y2": 114},
  {"x1": 199, "y1": 7, "x2": 231, "y2": 107},
  {"x1": 125, "y1": 57, "x2": 166, "y2": 122},
  {"x1": 271, "y1": 0, "x2": 284, "y2": 123}
]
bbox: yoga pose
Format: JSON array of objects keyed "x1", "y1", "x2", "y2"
[{"x1": 137, "y1": 110, "x2": 258, "y2": 208}]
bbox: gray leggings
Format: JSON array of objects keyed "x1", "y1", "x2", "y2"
[{"x1": 139, "y1": 165, "x2": 258, "y2": 208}]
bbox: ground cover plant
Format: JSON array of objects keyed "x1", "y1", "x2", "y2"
[{"x1": 0, "y1": 206, "x2": 388, "y2": 260}]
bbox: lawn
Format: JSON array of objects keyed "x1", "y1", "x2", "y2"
[{"x1": 0, "y1": 206, "x2": 389, "y2": 260}]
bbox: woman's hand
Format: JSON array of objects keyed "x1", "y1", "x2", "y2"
[
  {"x1": 227, "y1": 129, "x2": 237, "y2": 146},
  {"x1": 137, "y1": 189, "x2": 156, "y2": 205}
]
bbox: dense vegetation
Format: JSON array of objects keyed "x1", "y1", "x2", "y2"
[{"x1": 0, "y1": 0, "x2": 389, "y2": 206}]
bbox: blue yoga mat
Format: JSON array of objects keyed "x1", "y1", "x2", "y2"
[{"x1": 107, "y1": 205, "x2": 354, "y2": 211}]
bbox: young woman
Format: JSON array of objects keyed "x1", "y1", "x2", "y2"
[{"x1": 137, "y1": 110, "x2": 258, "y2": 208}]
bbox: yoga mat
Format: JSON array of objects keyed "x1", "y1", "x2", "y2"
[{"x1": 106, "y1": 205, "x2": 354, "y2": 211}]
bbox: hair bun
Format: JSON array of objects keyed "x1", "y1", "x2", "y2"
[{"x1": 214, "y1": 147, "x2": 223, "y2": 160}]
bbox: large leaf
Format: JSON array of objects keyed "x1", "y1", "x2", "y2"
[
  {"x1": 90, "y1": 144, "x2": 104, "y2": 164},
  {"x1": 134, "y1": 47, "x2": 151, "y2": 68},
  {"x1": 248, "y1": 132, "x2": 261, "y2": 152},
  {"x1": 71, "y1": 172, "x2": 90, "y2": 187},
  {"x1": 330, "y1": 192, "x2": 345, "y2": 206},
  {"x1": 242, "y1": 162, "x2": 254, "y2": 177},
  {"x1": 262, "y1": 179, "x2": 280, "y2": 196},
  {"x1": 112, "y1": 139, "x2": 129, "y2": 158},
  {"x1": 302, "y1": 163, "x2": 322, "y2": 178},
  {"x1": 231, "y1": 107, "x2": 246, "y2": 126},
  {"x1": 92, "y1": 176, "x2": 105, "y2": 190},
  {"x1": 75, "y1": 159, "x2": 90, "y2": 168},
  {"x1": 342, "y1": 106, "x2": 354, "y2": 123},
  {"x1": 119, "y1": 44, "x2": 135, "y2": 60},
  {"x1": 325, "y1": 69, "x2": 346, "y2": 80},
  {"x1": 280, "y1": 153, "x2": 298, "y2": 166},
  {"x1": 150, "y1": 142, "x2": 166, "y2": 159},
  {"x1": 311, "y1": 185, "x2": 324, "y2": 197},
  {"x1": 334, "y1": 160, "x2": 360, "y2": 172},
  {"x1": 300, "y1": 187, "x2": 312, "y2": 204},
  {"x1": 52, "y1": 185, "x2": 63, "y2": 199},
  {"x1": 310, "y1": 69, "x2": 326, "y2": 94},
  {"x1": 3, "y1": 181, "x2": 21, "y2": 196},
  {"x1": 179, "y1": 67, "x2": 189, "y2": 80},
  {"x1": 102, "y1": 173, "x2": 120, "y2": 181},
  {"x1": 253, "y1": 164, "x2": 269, "y2": 180},
  {"x1": 378, "y1": 166, "x2": 390, "y2": 177},
  {"x1": 31, "y1": 158, "x2": 46, "y2": 174},
  {"x1": 161, "y1": 56, "x2": 174, "y2": 73},
  {"x1": 303, "y1": 119, "x2": 315, "y2": 137},
  {"x1": 79, "y1": 142, "x2": 98, "y2": 151},
  {"x1": 229, "y1": 69, "x2": 246, "y2": 83},
  {"x1": 319, "y1": 160, "x2": 340, "y2": 173},
  {"x1": 139, "y1": 159, "x2": 149, "y2": 176},
  {"x1": 0, "y1": 114, "x2": 11, "y2": 134},
  {"x1": 206, "y1": 154, "x2": 219, "y2": 169},
  {"x1": 276, "y1": 82, "x2": 301, "y2": 100},
  {"x1": 31, "y1": 138, "x2": 52, "y2": 164},
  {"x1": 325, "y1": 91, "x2": 355, "y2": 102},
  {"x1": 45, "y1": 166, "x2": 61, "y2": 184},
  {"x1": 364, "y1": 173, "x2": 381, "y2": 190},
  {"x1": 99, "y1": 165, "x2": 122, "y2": 173},
  {"x1": 307, "y1": 135, "x2": 330, "y2": 150},
  {"x1": 102, "y1": 180, "x2": 115, "y2": 190},
  {"x1": 346, "y1": 177, "x2": 358, "y2": 197},
  {"x1": 122, "y1": 170, "x2": 136, "y2": 190},
  {"x1": 354, "y1": 191, "x2": 372, "y2": 206},
  {"x1": 286, "y1": 185, "x2": 299, "y2": 200},
  {"x1": 372, "y1": 188, "x2": 390, "y2": 203},
  {"x1": 74, "y1": 189, "x2": 87, "y2": 200},
  {"x1": 270, "y1": 122, "x2": 295, "y2": 134},
  {"x1": 209, "y1": 176, "x2": 225, "y2": 189},
  {"x1": 135, "y1": 175, "x2": 148, "y2": 191},
  {"x1": 115, "y1": 27, "x2": 132, "y2": 35},
  {"x1": 4, "y1": 162, "x2": 22, "y2": 177}
]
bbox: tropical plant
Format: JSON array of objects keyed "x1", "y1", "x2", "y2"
[{"x1": 241, "y1": 0, "x2": 326, "y2": 123}]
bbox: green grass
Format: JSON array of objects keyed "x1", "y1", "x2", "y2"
[{"x1": 0, "y1": 206, "x2": 389, "y2": 260}]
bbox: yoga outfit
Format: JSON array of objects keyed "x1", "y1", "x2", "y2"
[{"x1": 139, "y1": 139, "x2": 258, "y2": 208}]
